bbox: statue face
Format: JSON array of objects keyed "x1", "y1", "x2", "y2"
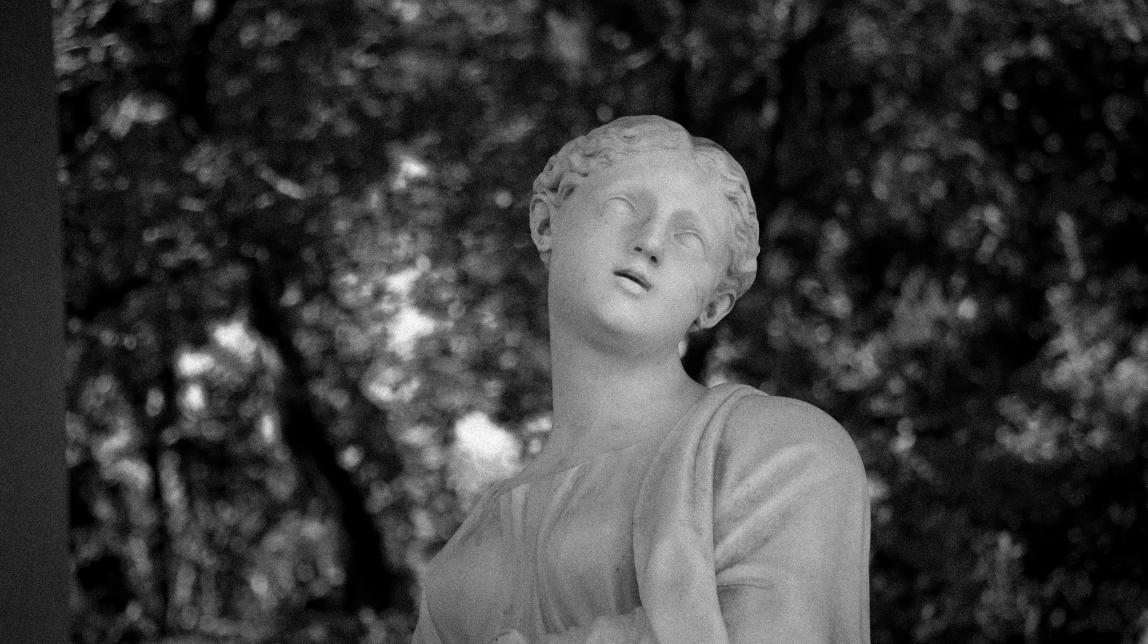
[{"x1": 540, "y1": 149, "x2": 737, "y2": 350}]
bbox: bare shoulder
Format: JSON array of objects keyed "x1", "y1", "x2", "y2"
[{"x1": 721, "y1": 390, "x2": 866, "y2": 477}]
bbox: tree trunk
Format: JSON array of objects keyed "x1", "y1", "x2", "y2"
[{"x1": 244, "y1": 257, "x2": 409, "y2": 612}]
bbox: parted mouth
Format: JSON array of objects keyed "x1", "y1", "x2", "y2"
[{"x1": 613, "y1": 268, "x2": 651, "y2": 290}]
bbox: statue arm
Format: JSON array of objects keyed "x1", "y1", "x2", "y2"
[{"x1": 712, "y1": 395, "x2": 871, "y2": 644}]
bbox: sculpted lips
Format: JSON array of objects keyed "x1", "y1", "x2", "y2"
[{"x1": 613, "y1": 268, "x2": 651, "y2": 290}]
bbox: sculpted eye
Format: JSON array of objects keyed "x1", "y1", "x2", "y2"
[
  {"x1": 675, "y1": 229, "x2": 706, "y2": 253},
  {"x1": 602, "y1": 197, "x2": 637, "y2": 219}
]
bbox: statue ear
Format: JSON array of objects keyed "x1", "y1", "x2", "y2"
[
  {"x1": 529, "y1": 197, "x2": 554, "y2": 267},
  {"x1": 694, "y1": 291, "x2": 736, "y2": 331}
]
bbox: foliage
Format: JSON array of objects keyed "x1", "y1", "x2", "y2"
[{"x1": 58, "y1": 0, "x2": 1148, "y2": 641}]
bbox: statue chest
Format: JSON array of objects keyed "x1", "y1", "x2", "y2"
[{"x1": 423, "y1": 442, "x2": 653, "y2": 640}]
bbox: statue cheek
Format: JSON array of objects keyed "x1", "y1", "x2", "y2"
[{"x1": 689, "y1": 283, "x2": 711, "y2": 312}]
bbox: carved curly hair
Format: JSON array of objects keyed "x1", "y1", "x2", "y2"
[{"x1": 530, "y1": 115, "x2": 760, "y2": 299}]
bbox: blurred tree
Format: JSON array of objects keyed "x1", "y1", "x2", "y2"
[{"x1": 58, "y1": 0, "x2": 1147, "y2": 641}]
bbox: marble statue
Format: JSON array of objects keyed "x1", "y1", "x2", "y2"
[{"x1": 412, "y1": 115, "x2": 871, "y2": 643}]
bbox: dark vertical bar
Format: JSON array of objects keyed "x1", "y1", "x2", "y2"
[{"x1": 0, "y1": 1, "x2": 67, "y2": 642}]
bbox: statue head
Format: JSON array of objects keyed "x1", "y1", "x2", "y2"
[{"x1": 530, "y1": 115, "x2": 759, "y2": 302}]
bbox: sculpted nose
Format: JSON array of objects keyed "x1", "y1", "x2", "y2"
[
  {"x1": 632, "y1": 242, "x2": 659, "y2": 265},
  {"x1": 631, "y1": 223, "x2": 662, "y2": 265}
]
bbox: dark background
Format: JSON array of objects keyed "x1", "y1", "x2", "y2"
[
  {"x1": 0, "y1": 0, "x2": 67, "y2": 642},
  {"x1": 56, "y1": 0, "x2": 1147, "y2": 642}
]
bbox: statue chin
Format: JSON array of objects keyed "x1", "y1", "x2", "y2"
[{"x1": 548, "y1": 291, "x2": 686, "y2": 358}]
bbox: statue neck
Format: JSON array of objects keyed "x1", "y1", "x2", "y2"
[{"x1": 540, "y1": 321, "x2": 706, "y2": 468}]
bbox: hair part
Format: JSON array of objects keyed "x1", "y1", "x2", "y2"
[{"x1": 531, "y1": 115, "x2": 760, "y2": 299}]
